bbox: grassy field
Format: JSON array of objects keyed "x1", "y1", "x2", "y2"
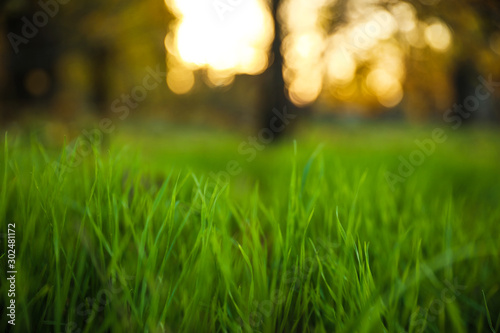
[{"x1": 1, "y1": 124, "x2": 499, "y2": 332}]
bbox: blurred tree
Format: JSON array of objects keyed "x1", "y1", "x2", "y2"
[
  {"x1": 259, "y1": 0, "x2": 351, "y2": 138},
  {"x1": 407, "y1": 0, "x2": 500, "y2": 123},
  {"x1": 2, "y1": 2, "x2": 60, "y2": 121},
  {"x1": 259, "y1": 0, "x2": 290, "y2": 139},
  {"x1": 88, "y1": 42, "x2": 113, "y2": 116}
]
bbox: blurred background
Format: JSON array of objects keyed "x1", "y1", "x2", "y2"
[{"x1": 1, "y1": 0, "x2": 500, "y2": 139}]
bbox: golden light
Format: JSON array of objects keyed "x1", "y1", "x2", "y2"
[
  {"x1": 344, "y1": 24, "x2": 378, "y2": 53},
  {"x1": 167, "y1": 67, "x2": 195, "y2": 94},
  {"x1": 371, "y1": 43, "x2": 405, "y2": 81},
  {"x1": 164, "y1": 0, "x2": 273, "y2": 84},
  {"x1": 330, "y1": 81, "x2": 356, "y2": 101},
  {"x1": 206, "y1": 68, "x2": 235, "y2": 87},
  {"x1": 366, "y1": 68, "x2": 403, "y2": 107},
  {"x1": 391, "y1": 2, "x2": 417, "y2": 32},
  {"x1": 405, "y1": 22, "x2": 427, "y2": 48},
  {"x1": 282, "y1": 32, "x2": 325, "y2": 70},
  {"x1": 424, "y1": 19, "x2": 452, "y2": 52},
  {"x1": 365, "y1": 9, "x2": 398, "y2": 40},
  {"x1": 164, "y1": 0, "x2": 453, "y2": 108},
  {"x1": 280, "y1": 0, "x2": 329, "y2": 106},
  {"x1": 281, "y1": 0, "x2": 335, "y2": 32},
  {"x1": 326, "y1": 48, "x2": 356, "y2": 84},
  {"x1": 288, "y1": 70, "x2": 323, "y2": 106}
]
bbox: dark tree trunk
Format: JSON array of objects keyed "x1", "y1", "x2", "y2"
[
  {"x1": 259, "y1": 0, "x2": 292, "y2": 140},
  {"x1": 90, "y1": 43, "x2": 111, "y2": 116},
  {"x1": 453, "y1": 59, "x2": 478, "y2": 125},
  {"x1": 2, "y1": 6, "x2": 59, "y2": 122}
]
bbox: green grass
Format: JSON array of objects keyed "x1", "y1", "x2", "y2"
[{"x1": 1, "y1": 125, "x2": 499, "y2": 332}]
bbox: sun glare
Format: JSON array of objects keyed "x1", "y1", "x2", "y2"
[
  {"x1": 167, "y1": 67, "x2": 195, "y2": 94},
  {"x1": 164, "y1": 0, "x2": 453, "y2": 107},
  {"x1": 327, "y1": 48, "x2": 356, "y2": 84},
  {"x1": 366, "y1": 68, "x2": 403, "y2": 107},
  {"x1": 164, "y1": 0, "x2": 273, "y2": 94},
  {"x1": 424, "y1": 19, "x2": 452, "y2": 52}
]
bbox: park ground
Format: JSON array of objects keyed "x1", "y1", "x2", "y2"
[{"x1": 0, "y1": 123, "x2": 499, "y2": 332}]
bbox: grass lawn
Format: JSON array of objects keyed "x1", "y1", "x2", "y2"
[{"x1": 1, "y1": 124, "x2": 499, "y2": 332}]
